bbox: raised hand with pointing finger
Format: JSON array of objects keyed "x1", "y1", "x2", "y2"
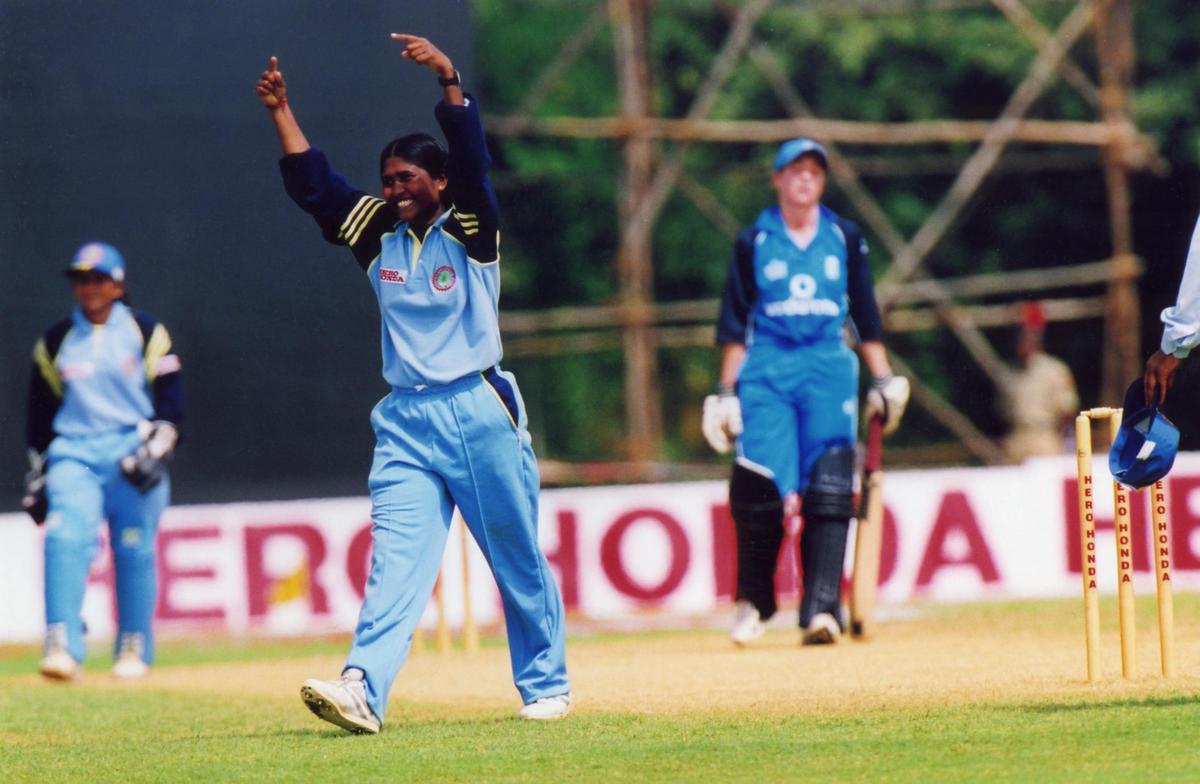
[
  {"x1": 255, "y1": 56, "x2": 288, "y2": 110},
  {"x1": 391, "y1": 33, "x2": 464, "y2": 105},
  {"x1": 255, "y1": 56, "x2": 309, "y2": 155}
]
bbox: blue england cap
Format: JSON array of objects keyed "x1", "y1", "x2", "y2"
[
  {"x1": 1108, "y1": 379, "x2": 1179, "y2": 489},
  {"x1": 773, "y1": 138, "x2": 829, "y2": 172},
  {"x1": 65, "y1": 242, "x2": 125, "y2": 282}
]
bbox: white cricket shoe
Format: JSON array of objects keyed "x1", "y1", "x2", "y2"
[
  {"x1": 301, "y1": 672, "x2": 381, "y2": 734},
  {"x1": 729, "y1": 600, "x2": 765, "y2": 646},
  {"x1": 40, "y1": 646, "x2": 80, "y2": 681},
  {"x1": 113, "y1": 653, "x2": 149, "y2": 679},
  {"x1": 801, "y1": 612, "x2": 842, "y2": 646},
  {"x1": 518, "y1": 693, "x2": 572, "y2": 720},
  {"x1": 113, "y1": 632, "x2": 149, "y2": 679},
  {"x1": 40, "y1": 624, "x2": 79, "y2": 681}
]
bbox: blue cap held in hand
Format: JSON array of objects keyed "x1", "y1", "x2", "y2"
[{"x1": 1108, "y1": 379, "x2": 1179, "y2": 489}]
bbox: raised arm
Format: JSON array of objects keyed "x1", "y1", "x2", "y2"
[
  {"x1": 391, "y1": 34, "x2": 464, "y2": 106},
  {"x1": 392, "y1": 34, "x2": 500, "y2": 263},
  {"x1": 256, "y1": 56, "x2": 311, "y2": 155}
]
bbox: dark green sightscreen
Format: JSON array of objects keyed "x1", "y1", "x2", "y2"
[{"x1": 0, "y1": 2, "x2": 474, "y2": 505}]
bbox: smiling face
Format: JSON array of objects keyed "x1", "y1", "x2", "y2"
[
  {"x1": 380, "y1": 157, "x2": 448, "y2": 229},
  {"x1": 771, "y1": 154, "x2": 827, "y2": 212},
  {"x1": 69, "y1": 271, "x2": 125, "y2": 324}
]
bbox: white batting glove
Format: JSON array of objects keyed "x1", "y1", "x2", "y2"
[
  {"x1": 702, "y1": 387, "x2": 742, "y2": 454},
  {"x1": 865, "y1": 373, "x2": 910, "y2": 435}
]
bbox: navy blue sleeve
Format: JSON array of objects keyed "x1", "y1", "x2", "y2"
[
  {"x1": 841, "y1": 218, "x2": 884, "y2": 343},
  {"x1": 715, "y1": 228, "x2": 759, "y2": 345},
  {"x1": 153, "y1": 377, "x2": 183, "y2": 426},
  {"x1": 131, "y1": 311, "x2": 183, "y2": 429},
  {"x1": 435, "y1": 96, "x2": 501, "y2": 263},
  {"x1": 26, "y1": 362, "x2": 60, "y2": 453},
  {"x1": 279, "y1": 147, "x2": 392, "y2": 271},
  {"x1": 25, "y1": 319, "x2": 71, "y2": 453}
]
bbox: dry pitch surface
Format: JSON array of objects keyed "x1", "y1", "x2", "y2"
[{"x1": 40, "y1": 599, "x2": 1200, "y2": 720}]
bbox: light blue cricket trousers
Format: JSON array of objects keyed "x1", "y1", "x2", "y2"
[
  {"x1": 346, "y1": 367, "x2": 569, "y2": 722},
  {"x1": 43, "y1": 428, "x2": 168, "y2": 664}
]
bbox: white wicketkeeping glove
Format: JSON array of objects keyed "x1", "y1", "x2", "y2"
[
  {"x1": 702, "y1": 389, "x2": 743, "y2": 454},
  {"x1": 865, "y1": 373, "x2": 910, "y2": 435},
  {"x1": 21, "y1": 450, "x2": 48, "y2": 525},
  {"x1": 119, "y1": 421, "x2": 179, "y2": 494}
]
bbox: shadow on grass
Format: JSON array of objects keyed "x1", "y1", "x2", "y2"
[{"x1": 1014, "y1": 694, "x2": 1200, "y2": 714}]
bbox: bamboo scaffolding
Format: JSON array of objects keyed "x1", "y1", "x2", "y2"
[
  {"x1": 488, "y1": 0, "x2": 1150, "y2": 466},
  {"x1": 486, "y1": 114, "x2": 1140, "y2": 147},
  {"x1": 500, "y1": 257, "x2": 1139, "y2": 335}
]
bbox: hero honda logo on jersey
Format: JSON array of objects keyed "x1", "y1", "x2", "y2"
[
  {"x1": 431, "y1": 265, "x2": 457, "y2": 292},
  {"x1": 379, "y1": 268, "x2": 407, "y2": 285}
]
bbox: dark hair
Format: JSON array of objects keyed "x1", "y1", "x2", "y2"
[{"x1": 379, "y1": 133, "x2": 447, "y2": 179}]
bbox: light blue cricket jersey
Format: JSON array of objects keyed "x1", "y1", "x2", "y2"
[
  {"x1": 281, "y1": 97, "x2": 503, "y2": 388},
  {"x1": 43, "y1": 303, "x2": 155, "y2": 436}
]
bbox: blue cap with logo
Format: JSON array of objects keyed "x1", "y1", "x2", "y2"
[
  {"x1": 773, "y1": 138, "x2": 829, "y2": 172},
  {"x1": 1108, "y1": 378, "x2": 1180, "y2": 489},
  {"x1": 65, "y1": 242, "x2": 125, "y2": 282}
]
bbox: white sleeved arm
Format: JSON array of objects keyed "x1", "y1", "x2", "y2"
[{"x1": 1160, "y1": 212, "x2": 1200, "y2": 358}]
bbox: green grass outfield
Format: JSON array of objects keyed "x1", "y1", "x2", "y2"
[{"x1": 3, "y1": 597, "x2": 1200, "y2": 783}]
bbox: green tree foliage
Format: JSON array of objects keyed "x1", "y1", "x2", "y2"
[{"x1": 474, "y1": 0, "x2": 1200, "y2": 467}]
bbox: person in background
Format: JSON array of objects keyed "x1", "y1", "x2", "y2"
[
  {"x1": 1001, "y1": 301, "x2": 1078, "y2": 461},
  {"x1": 23, "y1": 241, "x2": 183, "y2": 681},
  {"x1": 701, "y1": 138, "x2": 909, "y2": 647},
  {"x1": 1145, "y1": 212, "x2": 1200, "y2": 404}
]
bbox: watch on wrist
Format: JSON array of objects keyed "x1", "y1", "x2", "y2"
[{"x1": 438, "y1": 70, "x2": 461, "y2": 87}]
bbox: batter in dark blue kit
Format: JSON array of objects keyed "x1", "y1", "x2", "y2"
[
  {"x1": 257, "y1": 33, "x2": 570, "y2": 733},
  {"x1": 702, "y1": 139, "x2": 910, "y2": 646}
]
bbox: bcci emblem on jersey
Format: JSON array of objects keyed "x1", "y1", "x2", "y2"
[{"x1": 432, "y1": 265, "x2": 457, "y2": 292}]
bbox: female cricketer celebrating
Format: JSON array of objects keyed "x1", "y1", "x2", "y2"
[
  {"x1": 256, "y1": 34, "x2": 570, "y2": 733},
  {"x1": 702, "y1": 139, "x2": 909, "y2": 647},
  {"x1": 23, "y1": 242, "x2": 182, "y2": 680}
]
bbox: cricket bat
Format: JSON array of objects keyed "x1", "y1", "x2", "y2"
[{"x1": 849, "y1": 414, "x2": 885, "y2": 639}]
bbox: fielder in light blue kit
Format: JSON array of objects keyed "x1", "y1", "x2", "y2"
[
  {"x1": 23, "y1": 242, "x2": 183, "y2": 681},
  {"x1": 701, "y1": 139, "x2": 910, "y2": 646},
  {"x1": 256, "y1": 34, "x2": 570, "y2": 733}
]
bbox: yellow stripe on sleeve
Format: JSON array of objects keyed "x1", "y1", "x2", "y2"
[
  {"x1": 143, "y1": 324, "x2": 174, "y2": 381},
  {"x1": 347, "y1": 200, "x2": 387, "y2": 247},
  {"x1": 339, "y1": 196, "x2": 378, "y2": 240},
  {"x1": 33, "y1": 338, "x2": 64, "y2": 398}
]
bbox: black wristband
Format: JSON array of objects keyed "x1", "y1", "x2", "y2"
[
  {"x1": 716, "y1": 383, "x2": 736, "y2": 397},
  {"x1": 438, "y1": 70, "x2": 461, "y2": 87}
]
